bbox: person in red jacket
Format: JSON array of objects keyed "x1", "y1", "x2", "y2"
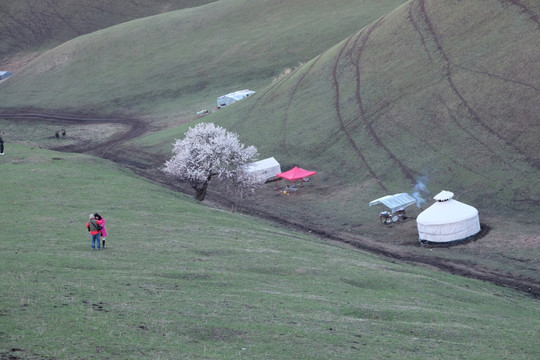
[
  {"x1": 94, "y1": 213, "x2": 108, "y2": 249},
  {"x1": 86, "y1": 214, "x2": 104, "y2": 250}
]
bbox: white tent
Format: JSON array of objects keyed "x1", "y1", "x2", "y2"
[
  {"x1": 244, "y1": 157, "x2": 281, "y2": 181},
  {"x1": 217, "y1": 89, "x2": 255, "y2": 108},
  {"x1": 0, "y1": 71, "x2": 13, "y2": 80},
  {"x1": 369, "y1": 193, "x2": 417, "y2": 213},
  {"x1": 416, "y1": 190, "x2": 480, "y2": 243}
]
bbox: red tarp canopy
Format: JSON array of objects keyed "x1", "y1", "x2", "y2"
[{"x1": 276, "y1": 166, "x2": 317, "y2": 181}]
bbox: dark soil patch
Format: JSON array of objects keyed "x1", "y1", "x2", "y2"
[{"x1": 0, "y1": 347, "x2": 51, "y2": 360}]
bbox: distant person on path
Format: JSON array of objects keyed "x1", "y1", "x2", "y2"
[
  {"x1": 55, "y1": 131, "x2": 59, "y2": 139},
  {"x1": 62, "y1": 129, "x2": 66, "y2": 137},
  {"x1": 86, "y1": 214, "x2": 103, "y2": 250},
  {"x1": 94, "y1": 213, "x2": 108, "y2": 249},
  {"x1": 0, "y1": 131, "x2": 4, "y2": 155}
]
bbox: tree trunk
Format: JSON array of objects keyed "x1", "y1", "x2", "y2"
[
  {"x1": 193, "y1": 179, "x2": 210, "y2": 201},
  {"x1": 195, "y1": 185, "x2": 207, "y2": 201}
]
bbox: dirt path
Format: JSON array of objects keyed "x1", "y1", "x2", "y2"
[
  {"x1": 0, "y1": 110, "x2": 155, "y2": 168},
  {"x1": 1, "y1": 110, "x2": 538, "y2": 298}
]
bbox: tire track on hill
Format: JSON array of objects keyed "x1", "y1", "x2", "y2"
[
  {"x1": 346, "y1": 27, "x2": 391, "y2": 192},
  {"x1": 245, "y1": 75, "x2": 285, "y2": 112},
  {"x1": 436, "y1": 94, "x2": 503, "y2": 174},
  {"x1": 345, "y1": 18, "x2": 417, "y2": 189},
  {"x1": 408, "y1": 0, "x2": 538, "y2": 171},
  {"x1": 280, "y1": 52, "x2": 326, "y2": 157},
  {"x1": 244, "y1": 58, "x2": 309, "y2": 118},
  {"x1": 350, "y1": 19, "x2": 418, "y2": 185},
  {"x1": 330, "y1": 34, "x2": 388, "y2": 190},
  {"x1": 221, "y1": 69, "x2": 289, "y2": 131},
  {"x1": 455, "y1": 64, "x2": 540, "y2": 92},
  {"x1": 417, "y1": 0, "x2": 538, "y2": 170},
  {"x1": 408, "y1": 0, "x2": 432, "y2": 61},
  {"x1": 505, "y1": 0, "x2": 540, "y2": 29},
  {"x1": 227, "y1": 59, "x2": 309, "y2": 145}
]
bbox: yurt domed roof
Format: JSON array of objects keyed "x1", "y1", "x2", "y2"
[
  {"x1": 433, "y1": 190, "x2": 454, "y2": 202},
  {"x1": 417, "y1": 198, "x2": 478, "y2": 225}
]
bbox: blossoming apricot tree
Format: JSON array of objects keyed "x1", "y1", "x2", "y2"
[{"x1": 163, "y1": 122, "x2": 262, "y2": 201}]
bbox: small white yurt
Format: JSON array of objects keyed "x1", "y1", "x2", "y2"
[{"x1": 416, "y1": 190, "x2": 480, "y2": 243}]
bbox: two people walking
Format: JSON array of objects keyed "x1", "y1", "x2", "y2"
[
  {"x1": 55, "y1": 129, "x2": 66, "y2": 139},
  {"x1": 86, "y1": 213, "x2": 108, "y2": 250}
]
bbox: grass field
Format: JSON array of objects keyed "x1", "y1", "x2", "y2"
[{"x1": 1, "y1": 144, "x2": 539, "y2": 359}]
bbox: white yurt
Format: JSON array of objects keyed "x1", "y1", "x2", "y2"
[{"x1": 416, "y1": 190, "x2": 480, "y2": 243}]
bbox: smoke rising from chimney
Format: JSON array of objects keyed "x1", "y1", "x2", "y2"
[{"x1": 412, "y1": 176, "x2": 430, "y2": 209}]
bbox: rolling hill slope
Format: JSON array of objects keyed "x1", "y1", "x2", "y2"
[
  {"x1": 0, "y1": 0, "x2": 407, "y2": 119},
  {"x1": 0, "y1": 0, "x2": 215, "y2": 59},
  {"x1": 210, "y1": 0, "x2": 540, "y2": 221},
  {"x1": 195, "y1": 0, "x2": 540, "y2": 293}
]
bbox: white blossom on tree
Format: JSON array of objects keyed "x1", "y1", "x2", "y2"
[
  {"x1": 223, "y1": 166, "x2": 266, "y2": 211},
  {"x1": 163, "y1": 122, "x2": 260, "y2": 201}
]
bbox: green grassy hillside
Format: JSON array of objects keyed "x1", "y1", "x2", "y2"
[
  {"x1": 0, "y1": 0, "x2": 406, "y2": 119},
  {"x1": 210, "y1": 0, "x2": 540, "y2": 222},
  {"x1": 0, "y1": 0, "x2": 215, "y2": 59},
  {"x1": 193, "y1": 0, "x2": 540, "y2": 293},
  {"x1": 1, "y1": 144, "x2": 538, "y2": 359}
]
